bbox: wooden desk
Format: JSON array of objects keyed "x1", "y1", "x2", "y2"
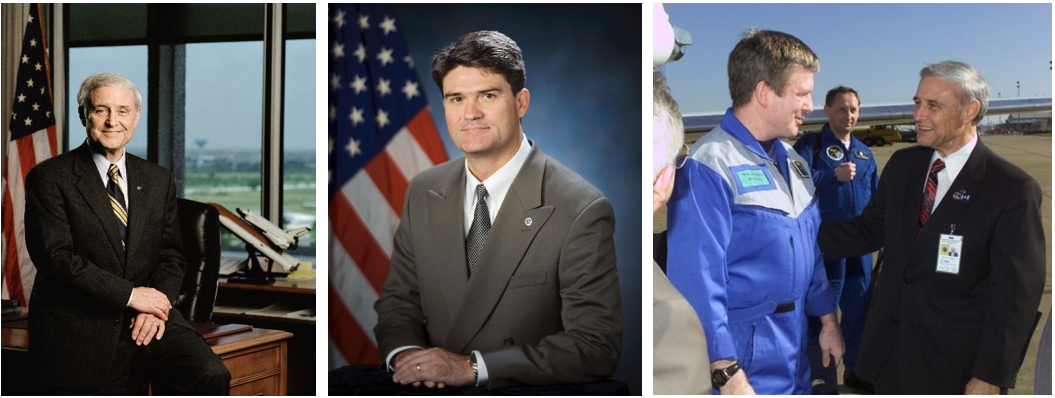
[
  {"x1": 212, "y1": 277, "x2": 315, "y2": 395},
  {"x1": 1, "y1": 323, "x2": 293, "y2": 396},
  {"x1": 206, "y1": 327, "x2": 293, "y2": 396}
]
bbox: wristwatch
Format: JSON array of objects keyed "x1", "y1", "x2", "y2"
[
  {"x1": 469, "y1": 353, "x2": 479, "y2": 386},
  {"x1": 711, "y1": 361, "x2": 741, "y2": 387}
]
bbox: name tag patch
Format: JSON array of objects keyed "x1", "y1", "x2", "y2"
[{"x1": 730, "y1": 164, "x2": 776, "y2": 194}]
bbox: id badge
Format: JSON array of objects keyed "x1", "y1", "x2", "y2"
[{"x1": 936, "y1": 234, "x2": 963, "y2": 274}]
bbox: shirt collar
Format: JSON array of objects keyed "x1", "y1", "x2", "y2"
[
  {"x1": 464, "y1": 134, "x2": 531, "y2": 213},
  {"x1": 930, "y1": 133, "x2": 977, "y2": 181},
  {"x1": 89, "y1": 140, "x2": 128, "y2": 185}
]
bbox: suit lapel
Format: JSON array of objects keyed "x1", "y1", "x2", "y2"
[
  {"x1": 900, "y1": 148, "x2": 933, "y2": 256},
  {"x1": 446, "y1": 145, "x2": 554, "y2": 353},
  {"x1": 426, "y1": 166, "x2": 470, "y2": 320},
  {"x1": 70, "y1": 144, "x2": 126, "y2": 264},
  {"x1": 124, "y1": 156, "x2": 148, "y2": 274},
  {"x1": 906, "y1": 143, "x2": 987, "y2": 271}
]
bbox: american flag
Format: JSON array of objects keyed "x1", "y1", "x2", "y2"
[
  {"x1": 328, "y1": 4, "x2": 448, "y2": 368},
  {"x1": 3, "y1": 4, "x2": 57, "y2": 305}
]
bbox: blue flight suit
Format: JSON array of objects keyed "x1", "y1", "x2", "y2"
[
  {"x1": 792, "y1": 125, "x2": 878, "y2": 382},
  {"x1": 668, "y1": 110, "x2": 837, "y2": 394}
]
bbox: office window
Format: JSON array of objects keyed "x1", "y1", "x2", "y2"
[
  {"x1": 282, "y1": 38, "x2": 316, "y2": 250},
  {"x1": 183, "y1": 41, "x2": 263, "y2": 251},
  {"x1": 67, "y1": 45, "x2": 149, "y2": 155}
]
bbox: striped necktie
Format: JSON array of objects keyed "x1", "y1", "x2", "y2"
[
  {"x1": 466, "y1": 184, "x2": 491, "y2": 276},
  {"x1": 917, "y1": 158, "x2": 945, "y2": 236},
  {"x1": 107, "y1": 164, "x2": 128, "y2": 249}
]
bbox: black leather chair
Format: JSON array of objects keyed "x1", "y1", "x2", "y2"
[{"x1": 173, "y1": 198, "x2": 222, "y2": 323}]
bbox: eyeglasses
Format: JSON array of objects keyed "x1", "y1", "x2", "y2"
[{"x1": 675, "y1": 143, "x2": 691, "y2": 169}]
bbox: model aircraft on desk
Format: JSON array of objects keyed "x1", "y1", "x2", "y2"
[
  {"x1": 211, "y1": 204, "x2": 302, "y2": 284},
  {"x1": 237, "y1": 208, "x2": 311, "y2": 251}
]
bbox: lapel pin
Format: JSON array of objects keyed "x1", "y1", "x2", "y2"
[
  {"x1": 952, "y1": 189, "x2": 969, "y2": 202},
  {"x1": 136, "y1": 185, "x2": 142, "y2": 191},
  {"x1": 525, "y1": 217, "x2": 532, "y2": 226}
]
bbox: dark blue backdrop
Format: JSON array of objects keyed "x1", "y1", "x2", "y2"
[{"x1": 393, "y1": 4, "x2": 643, "y2": 394}]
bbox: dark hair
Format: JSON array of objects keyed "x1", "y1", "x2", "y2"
[
  {"x1": 825, "y1": 86, "x2": 860, "y2": 107},
  {"x1": 431, "y1": 31, "x2": 526, "y2": 94},
  {"x1": 728, "y1": 29, "x2": 819, "y2": 108}
]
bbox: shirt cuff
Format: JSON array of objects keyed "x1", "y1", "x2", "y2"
[
  {"x1": 126, "y1": 289, "x2": 133, "y2": 307},
  {"x1": 473, "y1": 350, "x2": 489, "y2": 386},
  {"x1": 385, "y1": 345, "x2": 425, "y2": 371}
]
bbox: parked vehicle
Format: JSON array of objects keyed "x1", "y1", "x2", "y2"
[{"x1": 854, "y1": 125, "x2": 902, "y2": 146}]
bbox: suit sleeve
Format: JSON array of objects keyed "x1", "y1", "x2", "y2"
[
  {"x1": 373, "y1": 186, "x2": 428, "y2": 362},
  {"x1": 148, "y1": 172, "x2": 186, "y2": 302},
  {"x1": 481, "y1": 196, "x2": 622, "y2": 388},
  {"x1": 666, "y1": 160, "x2": 739, "y2": 363},
  {"x1": 972, "y1": 177, "x2": 1045, "y2": 387},
  {"x1": 23, "y1": 166, "x2": 133, "y2": 309},
  {"x1": 818, "y1": 150, "x2": 895, "y2": 260}
]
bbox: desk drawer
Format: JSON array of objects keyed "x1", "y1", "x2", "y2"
[
  {"x1": 229, "y1": 376, "x2": 280, "y2": 396},
  {"x1": 222, "y1": 343, "x2": 282, "y2": 380}
]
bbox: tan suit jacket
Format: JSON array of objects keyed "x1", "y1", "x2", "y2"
[
  {"x1": 653, "y1": 261, "x2": 711, "y2": 394},
  {"x1": 374, "y1": 142, "x2": 622, "y2": 388}
]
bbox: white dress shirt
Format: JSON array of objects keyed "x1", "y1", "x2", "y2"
[
  {"x1": 927, "y1": 134, "x2": 977, "y2": 212},
  {"x1": 462, "y1": 134, "x2": 531, "y2": 237}
]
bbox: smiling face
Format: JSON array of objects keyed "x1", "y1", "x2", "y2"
[
  {"x1": 441, "y1": 65, "x2": 529, "y2": 163},
  {"x1": 765, "y1": 66, "x2": 815, "y2": 139},
  {"x1": 824, "y1": 92, "x2": 860, "y2": 136},
  {"x1": 83, "y1": 85, "x2": 140, "y2": 162},
  {"x1": 913, "y1": 76, "x2": 978, "y2": 156}
]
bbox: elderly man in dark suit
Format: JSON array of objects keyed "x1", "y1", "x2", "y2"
[
  {"x1": 373, "y1": 30, "x2": 622, "y2": 389},
  {"x1": 24, "y1": 73, "x2": 229, "y2": 395},
  {"x1": 819, "y1": 61, "x2": 1045, "y2": 394}
]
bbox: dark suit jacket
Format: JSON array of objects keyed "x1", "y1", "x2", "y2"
[
  {"x1": 24, "y1": 143, "x2": 188, "y2": 391},
  {"x1": 819, "y1": 140, "x2": 1045, "y2": 393},
  {"x1": 373, "y1": 142, "x2": 622, "y2": 388}
]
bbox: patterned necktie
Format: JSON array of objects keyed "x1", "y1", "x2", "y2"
[
  {"x1": 107, "y1": 164, "x2": 128, "y2": 249},
  {"x1": 917, "y1": 158, "x2": 945, "y2": 236},
  {"x1": 466, "y1": 184, "x2": 491, "y2": 276}
]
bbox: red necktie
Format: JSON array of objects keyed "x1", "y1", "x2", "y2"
[{"x1": 917, "y1": 159, "x2": 945, "y2": 236}]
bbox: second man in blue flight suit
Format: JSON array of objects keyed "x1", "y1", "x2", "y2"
[{"x1": 792, "y1": 86, "x2": 878, "y2": 394}]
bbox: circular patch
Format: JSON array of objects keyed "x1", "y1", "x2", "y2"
[{"x1": 826, "y1": 145, "x2": 844, "y2": 161}]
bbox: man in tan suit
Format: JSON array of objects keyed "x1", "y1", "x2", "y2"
[
  {"x1": 652, "y1": 71, "x2": 711, "y2": 395},
  {"x1": 373, "y1": 30, "x2": 622, "y2": 389}
]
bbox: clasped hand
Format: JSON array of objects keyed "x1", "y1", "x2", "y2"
[
  {"x1": 130, "y1": 312, "x2": 165, "y2": 346},
  {"x1": 392, "y1": 347, "x2": 475, "y2": 389}
]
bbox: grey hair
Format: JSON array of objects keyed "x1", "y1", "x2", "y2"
[
  {"x1": 77, "y1": 73, "x2": 142, "y2": 122},
  {"x1": 653, "y1": 71, "x2": 683, "y2": 180},
  {"x1": 920, "y1": 61, "x2": 989, "y2": 125}
]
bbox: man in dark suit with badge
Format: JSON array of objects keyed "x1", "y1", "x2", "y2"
[
  {"x1": 24, "y1": 73, "x2": 230, "y2": 395},
  {"x1": 819, "y1": 61, "x2": 1045, "y2": 394}
]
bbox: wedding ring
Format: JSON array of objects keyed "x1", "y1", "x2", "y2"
[{"x1": 416, "y1": 363, "x2": 421, "y2": 371}]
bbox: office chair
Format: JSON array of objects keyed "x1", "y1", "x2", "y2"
[{"x1": 173, "y1": 198, "x2": 222, "y2": 323}]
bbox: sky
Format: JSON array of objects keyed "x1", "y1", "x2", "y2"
[{"x1": 661, "y1": 3, "x2": 1052, "y2": 125}]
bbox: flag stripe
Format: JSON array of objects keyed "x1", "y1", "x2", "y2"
[
  {"x1": 386, "y1": 126, "x2": 437, "y2": 184},
  {"x1": 329, "y1": 242, "x2": 381, "y2": 341},
  {"x1": 16, "y1": 134, "x2": 38, "y2": 183},
  {"x1": 341, "y1": 172, "x2": 398, "y2": 258},
  {"x1": 329, "y1": 282, "x2": 380, "y2": 365},
  {"x1": 3, "y1": 187, "x2": 24, "y2": 304},
  {"x1": 406, "y1": 108, "x2": 448, "y2": 166},
  {"x1": 331, "y1": 189, "x2": 391, "y2": 294},
  {"x1": 363, "y1": 150, "x2": 408, "y2": 218}
]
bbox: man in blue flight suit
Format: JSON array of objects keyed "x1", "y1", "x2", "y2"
[
  {"x1": 667, "y1": 29, "x2": 844, "y2": 395},
  {"x1": 793, "y1": 86, "x2": 878, "y2": 394}
]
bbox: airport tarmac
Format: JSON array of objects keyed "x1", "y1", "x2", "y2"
[{"x1": 653, "y1": 134, "x2": 1052, "y2": 394}]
